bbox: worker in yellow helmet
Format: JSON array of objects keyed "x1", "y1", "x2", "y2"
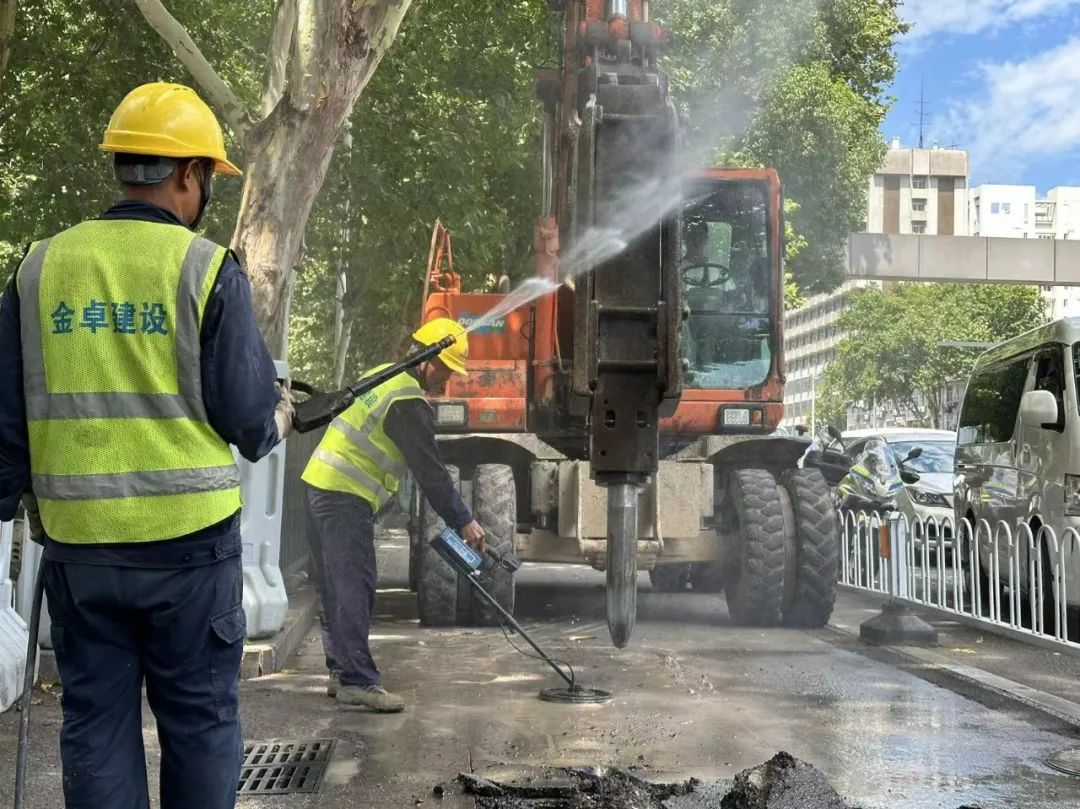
[
  {"x1": 0, "y1": 83, "x2": 291, "y2": 809},
  {"x1": 301, "y1": 317, "x2": 484, "y2": 712}
]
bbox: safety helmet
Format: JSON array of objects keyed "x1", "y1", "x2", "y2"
[
  {"x1": 412, "y1": 318, "x2": 469, "y2": 375},
  {"x1": 100, "y1": 83, "x2": 242, "y2": 176}
]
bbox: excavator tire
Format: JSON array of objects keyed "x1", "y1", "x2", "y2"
[
  {"x1": 417, "y1": 465, "x2": 468, "y2": 627},
  {"x1": 650, "y1": 564, "x2": 692, "y2": 592},
  {"x1": 724, "y1": 469, "x2": 785, "y2": 626},
  {"x1": 469, "y1": 464, "x2": 517, "y2": 626},
  {"x1": 407, "y1": 480, "x2": 422, "y2": 592},
  {"x1": 780, "y1": 469, "x2": 838, "y2": 628}
]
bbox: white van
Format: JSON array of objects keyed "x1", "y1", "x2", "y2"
[{"x1": 953, "y1": 317, "x2": 1080, "y2": 609}]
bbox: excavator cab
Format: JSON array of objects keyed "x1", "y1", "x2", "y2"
[
  {"x1": 681, "y1": 181, "x2": 773, "y2": 390},
  {"x1": 664, "y1": 168, "x2": 785, "y2": 440}
]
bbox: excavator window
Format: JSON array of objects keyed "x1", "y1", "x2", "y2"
[{"x1": 681, "y1": 181, "x2": 773, "y2": 390}]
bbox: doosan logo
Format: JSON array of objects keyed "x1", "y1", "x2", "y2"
[{"x1": 458, "y1": 314, "x2": 505, "y2": 334}]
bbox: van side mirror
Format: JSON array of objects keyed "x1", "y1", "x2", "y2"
[
  {"x1": 900, "y1": 470, "x2": 921, "y2": 485},
  {"x1": 1020, "y1": 389, "x2": 1059, "y2": 428}
]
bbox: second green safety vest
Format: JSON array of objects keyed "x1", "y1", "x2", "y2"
[
  {"x1": 17, "y1": 218, "x2": 242, "y2": 544},
  {"x1": 301, "y1": 365, "x2": 425, "y2": 510}
]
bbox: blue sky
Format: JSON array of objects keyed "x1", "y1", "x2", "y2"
[{"x1": 885, "y1": 1, "x2": 1080, "y2": 192}]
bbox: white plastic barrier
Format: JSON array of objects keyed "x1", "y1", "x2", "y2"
[
  {"x1": 0, "y1": 518, "x2": 31, "y2": 711},
  {"x1": 236, "y1": 360, "x2": 290, "y2": 639}
]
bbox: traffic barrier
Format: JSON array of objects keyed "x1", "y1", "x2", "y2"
[
  {"x1": 0, "y1": 515, "x2": 31, "y2": 711},
  {"x1": 840, "y1": 509, "x2": 1080, "y2": 651}
]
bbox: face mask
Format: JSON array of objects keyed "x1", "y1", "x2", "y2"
[{"x1": 189, "y1": 161, "x2": 214, "y2": 230}]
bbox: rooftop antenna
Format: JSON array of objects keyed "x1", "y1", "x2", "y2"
[{"x1": 916, "y1": 76, "x2": 930, "y2": 149}]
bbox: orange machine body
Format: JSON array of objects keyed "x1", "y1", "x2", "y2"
[{"x1": 419, "y1": 165, "x2": 786, "y2": 445}]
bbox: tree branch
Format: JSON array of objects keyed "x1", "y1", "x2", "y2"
[
  {"x1": 0, "y1": 0, "x2": 16, "y2": 93},
  {"x1": 260, "y1": 0, "x2": 296, "y2": 118},
  {"x1": 288, "y1": 0, "x2": 319, "y2": 110},
  {"x1": 131, "y1": 0, "x2": 255, "y2": 147}
]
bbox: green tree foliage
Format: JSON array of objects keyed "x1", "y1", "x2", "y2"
[
  {"x1": 2, "y1": 1, "x2": 904, "y2": 386},
  {"x1": 819, "y1": 284, "x2": 1047, "y2": 428},
  {"x1": 287, "y1": 0, "x2": 555, "y2": 387},
  {"x1": 658, "y1": 0, "x2": 907, "y2": 294},
  {"x1": 0, "y1": 0, "x2": 266, "y2": 265}
]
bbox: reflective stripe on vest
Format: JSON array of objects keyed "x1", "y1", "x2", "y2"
[
  {"x1": 17, "y1": 220, "x2": 241, "y2": 543},
  {"x1": 301, "y1": 366, "x2": 424, "y2": 509}
]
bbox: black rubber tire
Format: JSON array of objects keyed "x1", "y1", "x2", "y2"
[
  {"x1": 689, "y1": 562, "x2": 724, "y2": 593},
  {"x1": 469, "y1": 464, "x2": 517, "y2": 626},
  {"x1": 650, "y1": 564, "x2": 692, "y2": 592},
  {"x1": 723, "y1": 469, "x2": 785, "y2": 626},
  {"x1": 780, "y1": 469, "x2": 839, "y2": 628},
  {"x1": 407, "y1": 479, "x2": 422, "y2": 593},
  {"x1": 417, "y1": 465, "x2": 467, "y2": 627}
]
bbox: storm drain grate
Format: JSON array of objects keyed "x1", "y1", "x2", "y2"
[{"x1": 237, "y1": 739, "x2": 337, "y2": 795}]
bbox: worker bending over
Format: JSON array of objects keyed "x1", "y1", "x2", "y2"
[
  {"x1": 0, "y1": 83, "x2": 292, "y2": 809},
  {"x1": 301, "y1": 318, "x2": 485, "y2": 712}
]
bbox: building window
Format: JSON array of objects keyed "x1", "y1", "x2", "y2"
[
  {"x1": 912, "y1": 176, "x2": 928, "y2": 189},
  {"x1": 912, "y1": 223, "x2": 926, "y2": 234},
  {"x1": 1002, "y1": 202, "x2": 1011, "y2": 214},
  {"x1": 912, "y1": 200, "x2": 927, "y2": 212},
  {"x1": 991, "y1": 202, "x2": 1000, "y2": 214}
]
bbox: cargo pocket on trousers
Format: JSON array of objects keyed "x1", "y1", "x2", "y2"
[{"x1": 209, "y1": 604, "x2": 246, "y2": 723}]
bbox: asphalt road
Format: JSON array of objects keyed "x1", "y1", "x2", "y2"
[{"x1": 2, "y1": 532, "x2": 1080, "y2": 808}]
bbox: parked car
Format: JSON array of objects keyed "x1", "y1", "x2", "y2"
[{"x1": 954, "y1": 318, "x2": 1080, "y2": 611}]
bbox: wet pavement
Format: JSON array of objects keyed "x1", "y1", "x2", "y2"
[{"x1": 2, "y1": 531, "x2": 1080, "y2": 808}]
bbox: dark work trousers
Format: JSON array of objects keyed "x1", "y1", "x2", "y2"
[
  {"x1": 43, "y1": 552, "x2": 246, "y2": 809},
  {"x1": 304, "y1": 483, "x2": 380, "y2": 686}
]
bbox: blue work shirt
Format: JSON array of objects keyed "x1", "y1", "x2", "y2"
[{"x1": 0, "y1": 200, "x2": 281, "y2": 566}]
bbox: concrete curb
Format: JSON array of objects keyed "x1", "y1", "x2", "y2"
[
  {"x1": 240, "y1": 583, "x2": 319, "y2": 680},
  {"x1": 827, "y1": 613, "x2": 1080, "y2": 730}
]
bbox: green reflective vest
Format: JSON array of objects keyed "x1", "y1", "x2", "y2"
[
  {"x1": 17, "y1": 219, "x2": 241, "y2": 543},
  {"x1": 301, "y1": 365, "x2": 425, "y2": 510}
]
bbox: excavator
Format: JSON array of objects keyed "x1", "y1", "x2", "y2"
[{"x1": 409, "y1": 0, "x2": 838, "y2": 648}]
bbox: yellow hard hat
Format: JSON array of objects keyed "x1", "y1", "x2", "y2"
[
  {"x1": 412, "y1": 318, "x2": 469, "y2": 375},
  {"x1": 100, "y1": 82, "x2": 242, "y2": 176}
]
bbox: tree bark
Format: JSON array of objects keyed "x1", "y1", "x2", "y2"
[
  {"x1": 135, "y1": 0, "x2": 415, "y2": 356},
  {"x1": 231, "y1": 0, "x2": 414, "y2": 354},
  {"x1": 0, "y1": 0, "x2": 15, "y2": 93},
  {"x1": 131, "y1": 0, "x2": 255, "y2": 144}
]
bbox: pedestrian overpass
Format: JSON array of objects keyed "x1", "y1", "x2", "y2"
[{"x1": 846, "y1": 233, "x2": 1080, "y2": 285}]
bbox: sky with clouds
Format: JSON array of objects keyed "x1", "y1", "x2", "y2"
[{"x1": 887, "y1": 0, "x2": 1080, "y2": 191}]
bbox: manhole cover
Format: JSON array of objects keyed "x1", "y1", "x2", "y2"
[
  {"x1": 237, "y1": 739, "x2": 337, "y2": 795},
  {"x1": 1046, "y1": 746, "x2": 1080, "y2": 777}
]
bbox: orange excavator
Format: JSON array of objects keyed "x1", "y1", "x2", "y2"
[{"x1": 409, "y1": 0, "x2": 838, "y2": 648}]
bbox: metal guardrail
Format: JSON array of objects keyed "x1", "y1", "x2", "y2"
[{"x1": 840, "y1": 509, "x2": 1080, "y2": 650}]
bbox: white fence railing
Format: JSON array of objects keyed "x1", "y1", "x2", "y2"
[{"x1": 840, "y1": 509, "x2": 1080, "y2": 650}]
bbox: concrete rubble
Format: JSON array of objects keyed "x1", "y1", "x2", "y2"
[{"x1": 439, "y1": 753, "x2": 992, "y2": 809}]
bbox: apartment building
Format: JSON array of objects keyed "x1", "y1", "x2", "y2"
[{"x1": 781, "y1": 142, "x2": 970, "y2": 430}]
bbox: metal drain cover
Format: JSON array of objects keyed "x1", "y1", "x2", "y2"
[
  {"x1": 238, "y1": 739, "x2": 337, "y2": 795},
  {"x1": 1046, "y1": 746, "x2": 1080, "y2": 777}
]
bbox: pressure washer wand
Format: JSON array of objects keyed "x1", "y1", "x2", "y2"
[
  {"x1": 290, "y1": 334, "x2": 456, "y2": 433},
  {"x1": 14, "y1": 564, "x2": 45, "y2": 809}
]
